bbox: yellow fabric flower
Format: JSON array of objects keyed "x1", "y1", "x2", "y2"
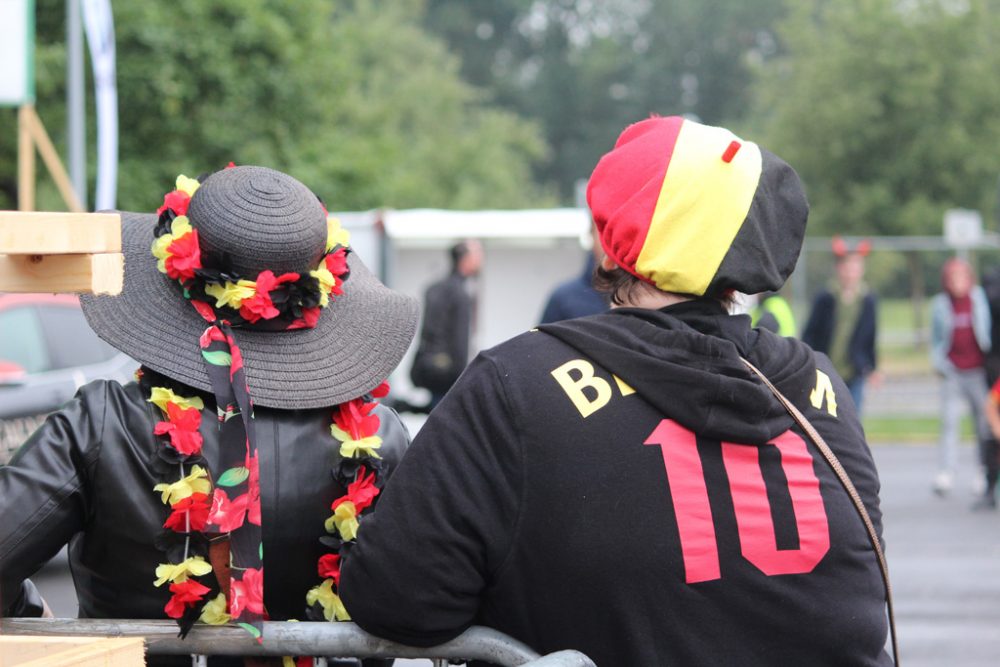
[
  {"x1": 148, "y1": 387, "x2": 205, "y2": 413},
  {"x1": 176, "y1": 175, "x2": 201, "y2": 197},
  {"x1": 306, "y1": 579, "x2": 351, "y2": 621},
  {"x1": 205, "y1": 279, "x2": 257, "y2": 309},
  {"x1": 331, "y1": 425, "x2": 382, "y2": 459},
  {"x1": 153, "y1": 465, "x2": 211, "y2": 505},
  {"x1": 326, "y1": 217, "x2": 350, "y2": 252},
  {"x1": 309, "y1": 265, "x2": 336, "y2": 308},
  {"x1": 324, "y1": 501, "x2": 359, "y2": 541},
  {"x1": 199, "y1": 593, "x2": 231, "y2": 625},
  {"x1": 154, "y1": 556, "x2": 212, "y2": 586},
  {"x1": 151, "y1": 216, "x2": 195, "y2": 273},
  {"x1": 151, "y1": 234, "x2": 173, "y2": 271},
  {"x1": 170, "y1": 215, "x2": 193, "y2": 236}
]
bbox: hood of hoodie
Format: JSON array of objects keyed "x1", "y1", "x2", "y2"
[{"x1": 539, "y1": 300, "x2": 817, "y2": 445}]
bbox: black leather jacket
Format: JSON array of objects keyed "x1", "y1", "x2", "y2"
[{"x1": 0, "y1": 379, "x2": 409, "y2": 625}]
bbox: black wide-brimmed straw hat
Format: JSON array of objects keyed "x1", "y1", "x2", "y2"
[{"x1": 81, "y1": 165, "x2": 418, "y2": 409}]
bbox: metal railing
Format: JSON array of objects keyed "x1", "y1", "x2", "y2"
[{"x1": 0, "y1": 618, "x2": 596, "y2": 666}]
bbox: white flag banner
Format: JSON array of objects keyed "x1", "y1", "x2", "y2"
[
  {"x1": 0, "y1": 0, "x2": 34, "y2": 106},
  {"x1": 81, "y1": 0, "x2": 118, "y2": 210}
]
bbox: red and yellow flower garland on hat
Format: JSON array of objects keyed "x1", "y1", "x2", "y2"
[{"x1": 152, "y1": 172, "x2": 351, "y2": 329}]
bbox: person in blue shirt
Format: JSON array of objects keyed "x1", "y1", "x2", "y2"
[{"x1": 539, "y1": 225, "x2": 609, "y2": 324}]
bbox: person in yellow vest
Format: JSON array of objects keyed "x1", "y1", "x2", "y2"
[{"x1": 751, "y1": 291, "x2": 797, "y2": 337}]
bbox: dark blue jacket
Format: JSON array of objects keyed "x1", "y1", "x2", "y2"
[
  {"x1": 801, "y1": 290, "x2": 878, "y2": 381},
  {"x1": 539, "y1": 255, "x2": 608, "y2": 324}
]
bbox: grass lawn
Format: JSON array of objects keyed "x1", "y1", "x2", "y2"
[{"x1": 862, "y1": 415, "x2": 974, "y2": 443}]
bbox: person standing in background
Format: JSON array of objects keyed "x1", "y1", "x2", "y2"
[
  {"x1": 802, "y1": 237, "x2": 878, "y2": 413},
  {"x1": 930, "y1": 258, "x2": 994, "y2": 504},
  {"x1": 539, "y1": 224, "x2": 609, "y2": 324},
  {"x1": 409, "y1": 240, "x2": 483, "y2": 408}
]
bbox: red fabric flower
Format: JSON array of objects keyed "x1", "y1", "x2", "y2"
[
  {"x1": 199, "y1": 325, "x2": 227, "y2": 347},
  {"x1": 191, "y1": 300, "x2": 217, "y2": 324},
  {"x1": 230, "y1": 567, "x2": 265, "y2": 617},
  {"x1": 317, "y1": 554, "x2": 341, "y2": 583},
  {"x1": 245, "y1": 452, "x2": 262, "y2": 526},
  {"x1": 157, "y1": 190, "x2": 191, "y2": 217},
  {"x1": 239, "y1": 271, "x2": 298, "y2": 322},
  {"x1": 371, "y1": 382, "x2": 390, "y2": 399},
  {"x1": 246, "y1": 451, "x2": 260, "y2": 489},
  {"x1": 288, "y1": 307, "x2": 321, "y2": 330},
  {"x1": 334, "y1": 467, "x2": 379, "y2": 512},
  {"x1": 153, "y1": 402, "x2": 204, "y2": 456},
  {"x1": 207, "y1": 488, "x2": 249, "y2": 533},
  {"x1": 226, "y1": 332, "x2": 244, "y2": 379},
  {"x1": 333, "y1": 398, "x2": 380, "y2": 440},
  {"x1": 164, "y1": 492, "x2": 210, "y2": 532},
  {"x1": 165, "y1": 578, "x2": 210, "y2": 619},
  {"x1": 324, "y1": 249, "x2": 348, "y2": 295},
  {"x1": 164, "y1": 229, "x2": 202, "y2": 281}
]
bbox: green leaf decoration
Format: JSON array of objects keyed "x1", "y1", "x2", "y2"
[
  {"x1": 201, "y1": 350, "x2": 233, "y2": 366},
  {"x1": 259, "y1": 544, "x2": 263, "y2": 560},
  {"x1": 216, "y1": 405, "x2": 239, "y2": 422},
  {"x1": 237, "y1": 622, "x2": 262, "y2": 639},
  {"x1": 217, "y1": 466, "x2": 250, "y2": 487}
]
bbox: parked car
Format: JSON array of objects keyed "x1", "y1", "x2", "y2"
[{"x1": 0, "y1": 293, "x2": 135, "y2": 464}]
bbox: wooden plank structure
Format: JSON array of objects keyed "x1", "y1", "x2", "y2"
[
  {"x1": 17, "y1": 106, "x2": 85, "y2": 214},
  {"x1": 0, "y1": 636, "x2": 144, "y2": 667},
  {"x1": 0, "y1": 211, "x2": 123, "y2": 295}
]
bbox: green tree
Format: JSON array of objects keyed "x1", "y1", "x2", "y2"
[
  {"x1": 0, "y1": 0, "x2": 549, "y2": 212},
  {"x1": 423, "y1": 0, "x2": 789, "y2": 203},
  {"x1": 750, "y1": 0, "x2": 1000, "y2": 236}
]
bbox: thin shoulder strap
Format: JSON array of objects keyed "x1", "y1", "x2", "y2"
[{"x1": 740, "y1": 357, "x2": 900, "y2": 667}]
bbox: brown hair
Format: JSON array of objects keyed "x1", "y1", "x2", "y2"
[{"x1": 593, "y1": 265, "x2": 736, "y2": 308}]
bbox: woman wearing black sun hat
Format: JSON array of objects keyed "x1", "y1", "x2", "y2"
[{"x1": 0, "y1": 165, "x2": 418, "y2": 665}]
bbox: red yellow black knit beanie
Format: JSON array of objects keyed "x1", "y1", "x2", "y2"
[{"x1": 586, "y1": 116, "x2": 809, "y2": 297}]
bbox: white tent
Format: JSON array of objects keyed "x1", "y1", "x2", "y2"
[{"x1": 337, "y1": 208, "x2": 596, "y2": 400}]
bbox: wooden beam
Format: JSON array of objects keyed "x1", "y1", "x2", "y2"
[
  {"x1": 0, "y1": 636, "x2": 145, "y2": 667},
  {"x1": 22, "y1": 106, "x2": 85, "y2": 213},
  {"x1": 0, "y1": 212, "x2": 121, "y2": 254},
  {"x1": 0, "y1": 253, "x2": 124, "y2": 295},
  {"x1": 18, "y1": 105, "x2": 35, "y2": 212}
]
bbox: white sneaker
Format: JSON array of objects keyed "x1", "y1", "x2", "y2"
[{"x1": 933, "y1": 471, "x2": 954, "y2": 496}]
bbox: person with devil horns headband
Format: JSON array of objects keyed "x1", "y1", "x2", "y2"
[
  {"x1": 0, "y1": 166, "x2": 418, "y2": 666},
  {"x1": 802, "y1": 237, "x2": 879, "y2": 414}
]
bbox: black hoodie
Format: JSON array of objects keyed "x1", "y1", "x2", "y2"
[{"x1": 341, "y1": 300, "x2": 891, "y2": 666}]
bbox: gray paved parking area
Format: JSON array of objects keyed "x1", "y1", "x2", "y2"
[{"x1": 875, "y1": 444, "x2": 1000, "y2": 667}]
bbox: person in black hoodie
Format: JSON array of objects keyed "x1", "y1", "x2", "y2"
[
  {"x1": 340, "y1": 117, "x2": 892, "y2": 666},
  {"x1": 409, "y1": 240, "x2": 483, "y2": 408}
]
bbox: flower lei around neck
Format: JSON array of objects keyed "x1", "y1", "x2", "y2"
[
  {"x1": 145, "y1": 372, "x2": 390, "y2": 633},
  {"x1": 146, "y1": 170, "x2": 388, "y2": 637},
  {"x1": 151, "y1": 171, "x2": 350, "y2": 330}
]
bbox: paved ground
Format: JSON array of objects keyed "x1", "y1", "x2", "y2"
[{"x1": 874, "y1": 444, "x2": 1000, "y2": 667}]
